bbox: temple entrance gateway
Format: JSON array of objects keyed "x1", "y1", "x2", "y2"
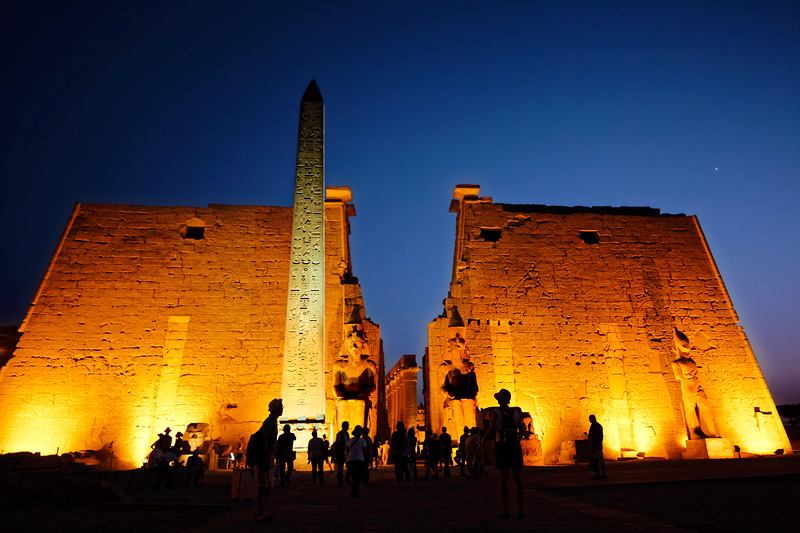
[{"x1": 424, "y1": 184, "x2": 791, "y2": 462}]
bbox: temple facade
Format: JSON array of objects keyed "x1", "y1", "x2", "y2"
[
  {"x1": 0, "y1": 84, "x2": 791, "y2": 469},
  {"x1": 426, "y1": 185, "x2": 791, "y2": 463},
  {"x1": 0, "y1": 82, "x2": 385, "y2": 468}
]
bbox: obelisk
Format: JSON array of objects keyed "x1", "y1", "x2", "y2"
[{"x1": 281, "y1": 80, "x2": 326, "y2": 421}]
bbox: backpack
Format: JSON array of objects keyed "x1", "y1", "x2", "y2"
[
  {"x1": 499, "y1": 408, "x2": 519, "y2": 442},
  {"x1": 245, "y1": 429, "x2": 264, "y2": 467}
]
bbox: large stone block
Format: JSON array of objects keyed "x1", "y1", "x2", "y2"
[{"x1": 683, "y1": 438, "x2": 735, "y2": 460}]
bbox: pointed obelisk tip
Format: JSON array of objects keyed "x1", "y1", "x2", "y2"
[{"x1": 302, "y1": 80, "x2": 323, "y2": 103}]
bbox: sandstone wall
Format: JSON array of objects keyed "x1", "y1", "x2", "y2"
[
  {"x1": 428, "y1": 193, "x2": 790, "y2": 462},
  {"x1": 0, "y1": 199, "x2": 381, "y2": 467}
]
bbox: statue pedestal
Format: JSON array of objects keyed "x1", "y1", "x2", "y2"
[
  {"x1": 336, "y1": 399, "x2": 367, "y2": 430},
  {"x1": 683, "y1": 438, "x2": 734, "y2": 459},
  {"x1": 443, "y1": 398, "x2": 477, "y2": 441},
  {"x1": 522, "y1": 435, "x2": 543, "y2": 466}
]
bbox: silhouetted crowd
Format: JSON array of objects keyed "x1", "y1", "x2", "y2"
[{"x1": 146, "y1": 427, "x2": 205, "y2": 489}]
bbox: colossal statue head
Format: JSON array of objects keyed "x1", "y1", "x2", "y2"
[
  {"x1": 673, "y1": 327, "x2": 691, "y2": 356},
  {"x1": 342, "y1": 305, "x2": 369, "y2": 363},
  {"x1": 447, "y1": 332, "x2": 469, "y2": 362},
  {"x1": 345, "y1": 329, "x2": 368, "y2": 362}
]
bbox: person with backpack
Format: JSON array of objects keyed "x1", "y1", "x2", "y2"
[
  {"x1": 322, "y1": 434, "x2": 332, "y2": 472},
  {"x1": 478, "y1": 388, "x2": 525, "y2": 519},
  {"x1": 344, "y1": 426, "x2": 368, "y2": 498},
  {"x1": 247, "y1": 398, "x2": 282, "y2": 523}
]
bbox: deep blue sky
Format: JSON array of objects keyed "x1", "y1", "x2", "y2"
[{"x1": 1, "y1": 1, "x2": 798, "y2": 404}]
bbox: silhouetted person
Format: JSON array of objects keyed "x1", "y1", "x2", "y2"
[
  {"x1": 345, "y1": 426, "x2": 368, "y2": 498},
  {"x1": 254, "y1": 398, "x2": 282, "y2": 522},
  {"x1": 439, "y1": 426, "x2": 453, "y2": 476},
  {"x1": 308, "y1": 429, "x2": 325, "y2": 482},
  {"x1": 172, "y1": 431, "x2": 190, "y2": 456},
  {"x1": 588, "y1": 414, "x2": 606, "y2": 479},
  {"x1": 407, "y1": 427, "x2": 419, "y2": 481},
  {"x1": 465, "y1": 427, "x2": 479, "y2": 478},
  {"x1": 390, "y1": 421, "x2": 411, "y2": 486},
  {"x1": 334, "y1": 421, "x2": 349, "y2": 486},
  {"x1": 186, "y1": 449, "x2": 205, "y2": 485},
  {"x1": 372, "y1": 440, "x2": 381, "y2": 469},
  {"x1": 147, "y1": 441, "x2": 170, "y2": 488},
  {"x1": 479, "y1": 388, "x2": 525, "y2": 519},
  {"x1": 151, "y1": 427, "x2": 172, "y2": 451},
  {"x1": 425, "y1": 433, "x2": 441, "y2": 479},
  {"x1": 345, "y1": 425, "x2": 362, "y2": 484},
  {"x1": 420, "y1": 427, "x2": 431, "y2": 476},
  {"x1": 322, "y1": 434, "x2": 332, "y2": 472},
  {"x1": 160, "y1": 427, "x2": 173, "y2": 450},
  {"x1": 277, "y1": 424, "x2": 296, "y2": 486},
  {"x1": 458, "y1": 426, "x2": 469, "y2": 476}
]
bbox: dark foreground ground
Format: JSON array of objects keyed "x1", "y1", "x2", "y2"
[{"x1": 1, "y1": 454, "x2": 799, "y2": 532}]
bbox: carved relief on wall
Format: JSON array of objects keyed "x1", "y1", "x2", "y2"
[{"x1": 671, "y1": 327, "x2": 717, "y2": 440}]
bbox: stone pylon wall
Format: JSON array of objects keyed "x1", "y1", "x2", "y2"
[
  {"x1": 427, "y1": 188, "x2": 791, "y2": 462},
  {"x1": 0, "y1": 198, "x2": 381, "y2": 467}
]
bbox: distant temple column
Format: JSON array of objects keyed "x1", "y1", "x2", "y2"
[
  {"x1": 385, "y1": 354, "x2": 420, "y2": 433},
  {"x1": 281, "y1": 80, "x2": 326, "y2": 421}
]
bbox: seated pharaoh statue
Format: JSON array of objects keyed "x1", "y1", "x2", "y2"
[
  {"x1": 671, "y1": 327, "x2": 718, "y2": 440},
  {"x1": 333, "y1": 323, "x2": 377, "y2": 430},
  {"x1": 439, "y1": 330, "x2": 478, "y2": 439}
]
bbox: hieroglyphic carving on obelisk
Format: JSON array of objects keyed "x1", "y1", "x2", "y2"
[{"x1": 281, "y1": 80, "x2": 326, "y2": 420}]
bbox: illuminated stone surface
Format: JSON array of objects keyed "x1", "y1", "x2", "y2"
[
  {"x1": 438, "y1": 314, "x2": 478, "y2": 441},
  {"x1": 281, "y1": 80, "x2": 326, "y2": 421},
  {"x1": 333, "y1": 310, "x2": 378, "y2": 430},
  {"x1": 426, "y1": 185, "x2": 791, "y2": 462},
  {"x1": 0, "y1": 83, "x2": 385, "y2": 468},
  {"x1": 671, "y1": 327, "x2": 718, "y2": 440},
  {"x1": 683, "y1": 438, "x2": 735, "y2": 459}
]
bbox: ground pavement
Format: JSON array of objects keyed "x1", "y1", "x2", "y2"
[
  {"x1": 198, "y1": 454, "x2": 800, "y2": 532},
  {"x1": 199, "y1": 464, "x2": 690, "y2": 533},
  {"x1": 2, "y1": 455, "x2": 798, "y2": 532}
]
